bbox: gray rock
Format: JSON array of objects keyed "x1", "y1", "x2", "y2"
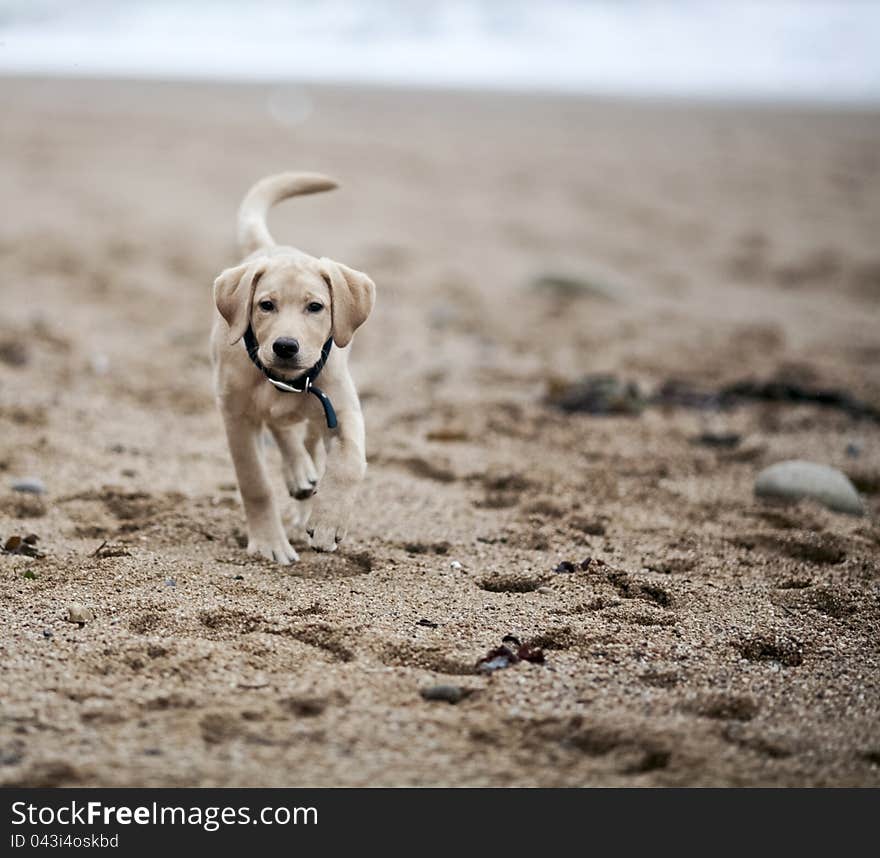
[
  {"x1": 547, "y1": 374, "x2": 645, "y2": 416},
  {"x1": 0, "y1": 339, "x2": 29, "y2": 367},
  {"x1": 11, "y1": 477, "x2": 45, "y2": 495},
  {"x1": 88, "y1": 352, "x2": 110, "y2": 376},
  {"x1": 755, "y1": 460, "x2": 864, "y2": 516},
  {"x1": 420, "y1": 685, "x2": 473, "y2": 704},
  {"x1": 531, "y1": 271, "x2": 623, "y2": 302}
]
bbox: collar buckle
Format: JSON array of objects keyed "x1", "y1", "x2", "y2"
[{"x1": 268, "y1": 377, "x2": 303, "y2": 394}]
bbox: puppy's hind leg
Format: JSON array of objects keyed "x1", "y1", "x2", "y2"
[
  {"x1": 270, "y1": 423, "x2": 318, "y2": 501},
  {"x1": 224, "y1": 415, "x2": 298, "y2": 565}
]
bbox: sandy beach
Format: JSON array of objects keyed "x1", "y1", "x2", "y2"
[{"x1": 0, "y1": 77, "x2": 878, "y2": 787}]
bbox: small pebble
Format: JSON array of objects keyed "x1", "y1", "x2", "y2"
[
  {"x1": 10, "y1": 477, "x2": 46, "y2": 495},
  {"x1": 164, "y1": 578, "x2": 176, "y2": 588},
  {"x1": 42, "y1": 629, "x2": 53, "y2": 639},
  {"x1": 420, "y1": 685, "x2": 472, "y2": 704},
  {"x1": 89, "y1": 352, "x2": 110, "y2": 375},
  {"x1": 449, "y1": 560, "x2": 463, "y2": 570},
  {"x1": 693, "y1": 431, "x2": 741, "y2": 448},
  {"x1": 755, "y1": 460, "x2": 864, "y2": 516},
  {"x1": 531, "y1": 272, "x2": 623, "y2": 302},
  {"x1": 65, "y1": 603, "x2": 95, "y2": 625}
]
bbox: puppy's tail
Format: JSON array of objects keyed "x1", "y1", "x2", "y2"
[{"x1": 237, "y1": 172, "x2": 338, "y2": 256}]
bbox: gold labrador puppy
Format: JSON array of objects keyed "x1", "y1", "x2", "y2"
[{"x1": 211, "y1": 172, "x2": 376, "y2": 564}]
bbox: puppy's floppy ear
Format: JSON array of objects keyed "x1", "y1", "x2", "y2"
[
  {"x1": 213, "y1": 260, "x2": 267, "y2": 345},
  {"x1": 319, "y1": 257, "x2": 376, "y2": 348}
]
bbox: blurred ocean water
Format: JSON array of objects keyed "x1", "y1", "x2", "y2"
[{"x1": 0, "y1": 0, "x2": 878, "y2": 101}]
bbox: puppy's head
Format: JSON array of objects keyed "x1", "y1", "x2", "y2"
[{"x1": 214, "y1": 256, "x2": 375, "y2": 376}]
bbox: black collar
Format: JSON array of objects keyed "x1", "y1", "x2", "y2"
[{"x1": 243, "y1": 327, "x2": 338, "y2": 429}]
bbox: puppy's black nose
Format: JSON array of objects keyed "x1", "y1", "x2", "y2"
[{"x1": 272, "y1": 337, "x2": 300, "y2": 359}]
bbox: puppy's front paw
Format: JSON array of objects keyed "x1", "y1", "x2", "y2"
[
  {"x1": 288, "y1": 478, "x2": 318, "y2": 501},
  {"x1": 247, "y1": 535, "x2": 299, "y2": 565},
  {"x1": 306, "y1": 521, "x2": 346, "y2": 553},
  {"x1": 283, "y1": 457, "x2": 319, "y2": 501}
]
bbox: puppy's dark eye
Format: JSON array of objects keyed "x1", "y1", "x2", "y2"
[
  {"x1": 306, "y1": 302, "x2": 324, "y2": 313},
  {"x1": 258, "y1": 300, "x2": 276, "y2": 312}
]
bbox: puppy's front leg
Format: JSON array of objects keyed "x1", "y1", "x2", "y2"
[
  {"x1": 223, "y1": 414, "x2": 298, "y2": 565},
  {"x1": 270, "y1": 423, "x2": 319, "y2": 500},
  {"x1": 307, "y1": 408, "x2": 366, "y2": 552}
]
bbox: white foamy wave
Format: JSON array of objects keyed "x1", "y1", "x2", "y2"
[{"x1": 0, "y1": 1, "x2": 878, "y2": 101}]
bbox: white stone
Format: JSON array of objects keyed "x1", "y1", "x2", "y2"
[
  {"x1": 755, "y1": 460, "x2": 863, "y2": 516},
  {"x1": 11, "y1": 477, "x2": 45, "y2": 495}
]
